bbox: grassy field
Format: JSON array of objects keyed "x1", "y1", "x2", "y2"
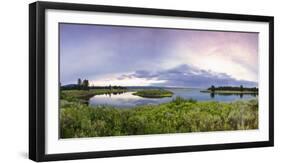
[
  {"x1": 61, "y1": 89, "x2": 127, "y2": 103},
  {"x1": 60, "y1": 93, "x2": 258, "y2": 138},
  {"x1": 132, "y1": 89, "x2": 174, "y2": 98}
]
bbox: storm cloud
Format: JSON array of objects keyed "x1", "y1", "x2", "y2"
[{"x1": 125, "y1": 64, "x2": 257, "y2": 88}]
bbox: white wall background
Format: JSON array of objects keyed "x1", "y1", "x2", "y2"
[{"x1": 0, "y1": 0, "x2": 279, "y2": 162}]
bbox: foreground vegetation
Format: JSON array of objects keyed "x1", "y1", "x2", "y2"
[
  {"x1": 60, "y1": 96, "x2": 258, "y2": 138},
  {"x1": 132, "y1": 89, "x2": 174, "y2": 98}
]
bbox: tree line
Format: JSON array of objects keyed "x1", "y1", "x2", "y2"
[
  {"x1": 208, "y1": 85, "x2": 258, "y2": 92},
  {"x1": 61, "y1": 78, "x2": 127, "y2": 90}
]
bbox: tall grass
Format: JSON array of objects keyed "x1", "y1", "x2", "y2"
[{"x1": 60, "y1": 97, "x2": 258, "y2": 138}]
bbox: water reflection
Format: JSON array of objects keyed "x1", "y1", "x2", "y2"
[
  {"x1": 88, "y1": 88, "x2": 258, "y2": 108},
  {"x1": 209, "y1": 92, "x2": 258, "y2": 99},
  {"x1": 90, "y1": 92, "x2": 166, "y2": 108}
]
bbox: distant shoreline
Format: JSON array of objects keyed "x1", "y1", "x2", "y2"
[{"x1": 200, "y1": 90, "x2": 258, "y2": 94}]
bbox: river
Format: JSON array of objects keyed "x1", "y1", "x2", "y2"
[{"x1": 89, "y1": 88, "x2": 257, "y2": 108}]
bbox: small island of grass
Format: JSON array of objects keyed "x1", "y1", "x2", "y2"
[{"x1": 133, "y1": 89, "x2": 174, "y2": 98}]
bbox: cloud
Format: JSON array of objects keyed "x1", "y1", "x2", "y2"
[
  {"x1": 125, "y1": 64, "x2": 257, "y2": 88},
  {"x1": 60, "y1": 24, "x2": 177, "y2": 84},
  {"x1": 60, "y1": 24, "x2": 258, "y2": 85},
  {"x1": 170, "y1": 31, "x2": 258, "y2": 82}
]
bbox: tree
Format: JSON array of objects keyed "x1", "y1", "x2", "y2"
[
  {"x1": 77, "y1": 78, "x2": 82, "y2": 85},
  {"x1": 82, "y1": 79, "x2": 89, "y2": 90},
  {"x1": 240, "y1": 85, "x2": 243, "y2": 92},
  {"x1": 211, "y1": 85, "x2": 215, "y2": 92}
]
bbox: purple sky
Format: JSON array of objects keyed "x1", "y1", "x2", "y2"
[{"x1": 60, "y1": 23, "x2": 258, "y2": 87}]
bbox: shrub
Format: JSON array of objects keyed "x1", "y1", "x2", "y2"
[{"x1": 60, "y1": 97, "x2": 258, "y2": 138}]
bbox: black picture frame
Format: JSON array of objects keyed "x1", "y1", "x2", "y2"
[{"x1": 29, "y1": 1, "x2": 274, "y2": 162}]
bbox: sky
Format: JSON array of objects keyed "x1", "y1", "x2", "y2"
[{"x1": 60, "y1": 23, "x2": 258, "y2": 88}]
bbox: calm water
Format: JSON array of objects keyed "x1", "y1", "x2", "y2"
[{"x1": 89, "y1": 88, "x2": 257, "y2": 108}]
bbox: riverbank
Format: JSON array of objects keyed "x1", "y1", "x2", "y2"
[{"x1": 61, "y1": 89, "x2": 127, "y2": 103}]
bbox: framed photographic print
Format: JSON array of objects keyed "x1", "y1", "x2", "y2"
[{"x1": 29, "y1": 1, "x2": 274, "y2": 162}]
